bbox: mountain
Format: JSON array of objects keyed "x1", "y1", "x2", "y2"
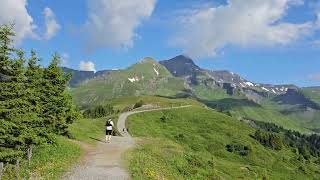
[
  {"x1": 62, "y1": 67, "x2": 114, "y2": 87},
  {"x1": 159, "y1": 55, "x2": 298, "y2": 104},
  {"x1": 71, "y1": 57, "x2": 186, "y2": 108},
  {"x1": 67, "y1": 56, "x2": 320, "y2": 179},
  {"x1": 69, "y1": 55, "x2": 320, "y2": 131},
  {"x1": 273, "y1": 88, "x2": 320, "y2": 110},
  {"x1": 159, "y1": 55, "x2": 201, "y2": 77},
  {"x1": 302, "y1": 86, "x2": 320, "y2": 105}
]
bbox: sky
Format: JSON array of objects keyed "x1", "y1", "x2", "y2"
[{"x1": 1, "y1": 0, "x2": 320, "y2": 87}]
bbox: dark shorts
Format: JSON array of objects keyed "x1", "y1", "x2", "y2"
[{"x1": 106, "y1": 130, "x2": 112, "y2": 135}]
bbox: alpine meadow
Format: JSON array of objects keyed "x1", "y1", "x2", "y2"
[{"x1": 1, "y1": 0, "x2": 320, "y2": 179}]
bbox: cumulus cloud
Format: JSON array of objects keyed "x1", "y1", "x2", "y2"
[
  {"x1": 43, "y1": 7, "x2": 60, "y2": 40},
  {"x1": 0, "y1": 0, "x2": 37, "y2": 44},
  {"x1": 79, "y1": 61, "x2": 96, "y2": 72},
  {"x1": 84, "y1": 0, "x2": 156, "y2": 51},
  {"x1": 171, "y1": 0, "x2": 318, "y2": 58}
]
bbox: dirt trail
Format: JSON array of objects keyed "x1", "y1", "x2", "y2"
[{"x1": 63, "y1": 105, "x2": 191, "y2": 180}]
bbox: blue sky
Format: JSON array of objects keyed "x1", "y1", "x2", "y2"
[{"x1": 1, "y1": 0, "x2": 320, "y2": 87}]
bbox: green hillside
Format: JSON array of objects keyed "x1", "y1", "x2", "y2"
[
  {"x1": 110, "y1": 95, "x2": 203, "y2": 111},
  {"x1": 71, "y1": 58, "x2": 186, "y2": 108},
  {"x1": 126, "y1": 107, "x2": 320, "y2": 179},
  {"x1": 302, "y1": 87, "x2": 320, "y2": 105}
]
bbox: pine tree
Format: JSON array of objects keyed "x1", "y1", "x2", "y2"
[
  {"x1": 0, "y1": 24, "x2": 24, "y2": 163},
  {"x1": 41, "y1": 53, "x2": 78, "y2": 135},
  {"x1": 0, "y1": 24, "x2": 79, "y2": 163},
  {"x1": 0, "y1": 26, "x2": 44, "y2": 163},
  {"x1": 25, "y1": 50, "x2": 45, "y2": 132}
]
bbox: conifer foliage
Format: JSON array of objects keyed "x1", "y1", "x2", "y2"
[{"x1": 0, "y1": 24, "x2": 79, "y2": 163}]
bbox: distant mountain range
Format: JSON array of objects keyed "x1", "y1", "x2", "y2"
[
  {"x1": 65, "y1": 55, "x2": 320, "y2": 132},
  {"x1": 62, "y1": 67, "x2": 114, "y2": 87},
  {"x1": 63, "y1": 55, "x2": 317, "y2": 106},
  {"x1": 64, "y1": 55, "x2": 297, "y2": 93}
]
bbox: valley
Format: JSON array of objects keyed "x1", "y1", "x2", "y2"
[
  {"x1": 68, "y1": 55, "x2": 320, "y2": 133},
  {"x1": 61, "y1": 55, "x2": 320, "y2": 179},
  {"x1": 2, "y1": 1, "x2": 319, "y2": 179}
]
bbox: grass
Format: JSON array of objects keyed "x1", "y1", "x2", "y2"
[
  {"x1": 71, "y1": 59, "x2": 187, "y2": 108},
  {"x1": 126, "y1": 107, "x2": 320, "y2": 179},
  {"x1": 192, "y1": 85, "x2": 230, "y2": 100},
  {"x1": 68, "y1": 115, "x2": 119, "y2": 144},
  {"x1": 111, "y1": 95, "x2": 204, "y2": 111},
  {"x1": 2, "y1": 114, "x2": 119, "y2": 179},
  {"x1": 232, "y1": 106, "x2": 312, "y2": 133},
  {"x1": 302, "y1": 87, "x2": 320, "y2": 104},
  {"x1": 2, "y1": 136, "x2": 80, "y2": 180}
]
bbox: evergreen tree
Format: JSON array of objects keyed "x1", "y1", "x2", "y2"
[
  {"x1": 41, "y1": 53, "x2": 78, "y2": 135},
  {"x1": 0, "y1": 26, "x2": 41, "y2": 162},
  {"x1": 0, "y1": 24, "x2": 79, "y2": 163},
  {"x1": 0, "y1": 24, "x2": 24, "y2": 162}
]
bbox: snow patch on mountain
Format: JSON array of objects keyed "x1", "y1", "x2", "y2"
[
  {"x1": 153, "y1": 67, "x2": 159, "y2": 76},
  {"x1": 128, "y1": 77, "x2": 139, "y2": 82},
  {"x1": 245, "y1": 82, "x2": 254, "y2": 86}
]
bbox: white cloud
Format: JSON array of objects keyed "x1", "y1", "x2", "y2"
[
  {"x1": 0, "y1": 0, "x2": 37, "y2": 44},
  {"x1": 79, "y1": 61, "x2": 96, "y2": 72},
  {"x1": 43, "y1": 7, "x2": 60, "y2": 40},
  {"x1": 60, "y1": 53, "x2": 69, "y2": 67},
  {"x1": 171, "y1": 0, "x2": 318, "y2": 58},
  {"x1": 84, "y1": 0, "x2": 156, "y2": 51}
]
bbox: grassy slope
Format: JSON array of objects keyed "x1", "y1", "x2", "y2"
[
  {"x1": 126, "y1": 107, "x2": 320, "y2": 179},
  {"x1": 232, "y1": 106, "x2": 312, "y2": 133},
  {"x1": 71, "y1": 59, "x2": 186, "y2": 108},
  {"x1": 68, "y1": 114, "x2": 119, "y2": 144},
  {"x1": 4, "y1": 114, "x2": 118, "y2": 179},
  {"x1": 3, "y1": 136, "x2": 80, "y2": 180},
  {"x1": 192, "y1": 85, "x2": 312, "y2": 133},
  {"x1": 302, "y1": 87, "x2": 320, "y2": 104},
  {"x1": 192, "y1": 85, "x2": 230, "y2": 100},
  {"x1": 111, "y1": 96, "x2": 204, "y2": 111}
]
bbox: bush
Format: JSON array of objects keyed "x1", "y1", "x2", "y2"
[
  {"x1": 174, "y1": 134, "x2": 185, "y2": 142},
  {"x1": 121, "y1": 105, "x2": 134, "y2": 113},
  {"x1": 83, "y1": 104, "x2": 115, "y2": 118},
  {"x1": 254, "y1": 130, "x2": 283, "y2": 150},
  {"x1": 226, "y1": 143, "x2": 251, "y2": 156},
  {"x1": 133, "y1": 100, "x2": 144, "y2": 109}
]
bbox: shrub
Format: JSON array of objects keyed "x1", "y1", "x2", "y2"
[
  {"x1": 133, "y1": 100, "x2": 144, "y2": 109},
  {"x1": 83, "y1": 104, "x2": 114, "y2": 118},
  {"x1": 121, "y1": 105, "x2": 134, "y2": 113},
  {"x1": 174, "y1": 134, "x2": 185, "y2": 142},
  {"x1": 254, "y1": 130, "x2": 283, "y2": 150},
  {"x1": 226, "y1": 143, "x2": 251, "y2": 156}
]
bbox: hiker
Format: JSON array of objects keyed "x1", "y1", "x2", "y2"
[{"x1": 105, "y1": 119, "x2": 114, "y2": 143}]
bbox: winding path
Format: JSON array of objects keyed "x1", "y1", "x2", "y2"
[{"x1": 63, "y1": 105, "x2": 191, "y2": 180}]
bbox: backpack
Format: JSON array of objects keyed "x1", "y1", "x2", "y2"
[{"x1": 106, "y1": 120, "x2": 112, "y2": 130}]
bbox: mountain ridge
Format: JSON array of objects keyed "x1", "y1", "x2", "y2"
[{"x1": 63, "y1": 55, "x2": 302, "y2": 90}]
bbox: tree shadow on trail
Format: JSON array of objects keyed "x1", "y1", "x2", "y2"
[{"x1": 89, "y1": 137, "x2": 105, "y2": 143}]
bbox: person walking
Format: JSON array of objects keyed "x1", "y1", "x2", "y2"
[{"x1": 105, "y1": 119, "x2": 114, "y2": 143}]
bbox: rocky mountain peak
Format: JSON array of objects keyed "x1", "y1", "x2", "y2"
[{"x1": 159, "y1": 55, "x2": 201, "y2": 77}]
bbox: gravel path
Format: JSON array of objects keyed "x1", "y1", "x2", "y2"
[{"x1": 63, "y1": 105, "x2": 191, "y2": 180}]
